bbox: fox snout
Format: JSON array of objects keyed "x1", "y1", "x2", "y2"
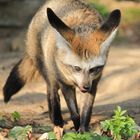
[{"x1": 79, "y1": 84, "x2": 91, "y2": 93}]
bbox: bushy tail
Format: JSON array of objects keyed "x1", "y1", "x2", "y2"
[{"x1": 3, "y1": 55, "x2": 40, "y2": 103}]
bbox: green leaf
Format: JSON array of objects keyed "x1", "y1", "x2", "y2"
[
  {"x1": 62, "y1": 132, "x2": 111, "y2": 140},
  {"x1": 48, "y1": 132, "x2": 56, "y2": 140},
  {"x1": 99, "y1": 136, "x2": 112, "y2": 140},
  {"x1": 9, "y1": 125, "x2": 32, "y2": 140},
  {"x1": 62, "y1": 132, "x2": 77, "y2": 140},
  {"x1": 11, "y1": 111, "x2": 21, "y2": 122},
  {"x1": 101, "y1": 120, "x2": 111, "y2": 131},
  {"x1": 120, "y1": 110, "x2": 127, "y2": 116}
]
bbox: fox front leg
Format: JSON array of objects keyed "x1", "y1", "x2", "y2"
[
  {"x1": 47, "y1": 84, "x2": 64, "y2": 139},
  {"x1": 61, "y1": 84, "x2": 80, "y2": 131},
  {"x1": 79, "y1": 93, "x2": 96, "y2": 132},
  {"x1": 79, "y1": 78, "x2": 100, "y2": 132}
]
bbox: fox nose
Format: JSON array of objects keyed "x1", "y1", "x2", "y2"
[
  {"x1": 79, "y1": 85, "x2": 90, "y2": 93},
  {"x1": 83, "y1": 85, "x2": 90, "y2": 91}
]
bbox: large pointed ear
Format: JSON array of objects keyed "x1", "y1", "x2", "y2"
[
  {"x1": 93, "y1": 9, "x2": 121, "y2": 54},
  {"x1": 100, "y1": 9, "x2": 121, "y2": 33},
  {"x1": 47, "y1": 8, "x2": 75, "y2": 43}
]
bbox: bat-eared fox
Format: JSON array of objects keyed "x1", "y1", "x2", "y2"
[{"x1": 3, "y1": 0, "x2": 121, "y2": 139}]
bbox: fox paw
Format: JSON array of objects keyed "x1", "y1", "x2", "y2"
[{"x1": 54, "y1": 126, "x2": 64, "y2": 140}]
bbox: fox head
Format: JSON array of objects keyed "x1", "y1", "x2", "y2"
[{"x1": 47, "y1": 8, "x2": 121, "y2": 93}]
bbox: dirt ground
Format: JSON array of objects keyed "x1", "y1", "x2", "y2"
[{"x1": 0, "y1": 44, "x2": 140, "y2": 131}]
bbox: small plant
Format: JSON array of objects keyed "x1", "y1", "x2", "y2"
[
  {"x1": 101, "y1": 106, "x2": 138, "y2": 140},
  {"x1": 8, "y1": 125, "x2": 32, "y2": 140},
  {"x1": 11, "y1": 111, "x2": 21, "y2": 122}
]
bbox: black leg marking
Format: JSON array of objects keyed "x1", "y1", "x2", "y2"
[
  {"x1": 79, "y1": 93, "x2": 95, "y2": 132},
  {"x1": 61, "y1": 84, "x2": 80, "y2": 131},
  {"x1": 47, "y1": 86, "x2": 64, "y2": 127},
  {"x1": 79, "y1": 77, "x2": 101, "y2": 132}
]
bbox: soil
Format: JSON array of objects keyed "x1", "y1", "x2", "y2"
[{"x1": 0, "y1": 44, "x2": 140, "y2": 137}]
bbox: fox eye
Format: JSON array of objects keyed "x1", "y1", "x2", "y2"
[
  {"x1": 89, "y1": 66, "x2": 103, "y2": 74},
  {"x1": 73, "y1": 66, "x2": 82, "y2": 72}
]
